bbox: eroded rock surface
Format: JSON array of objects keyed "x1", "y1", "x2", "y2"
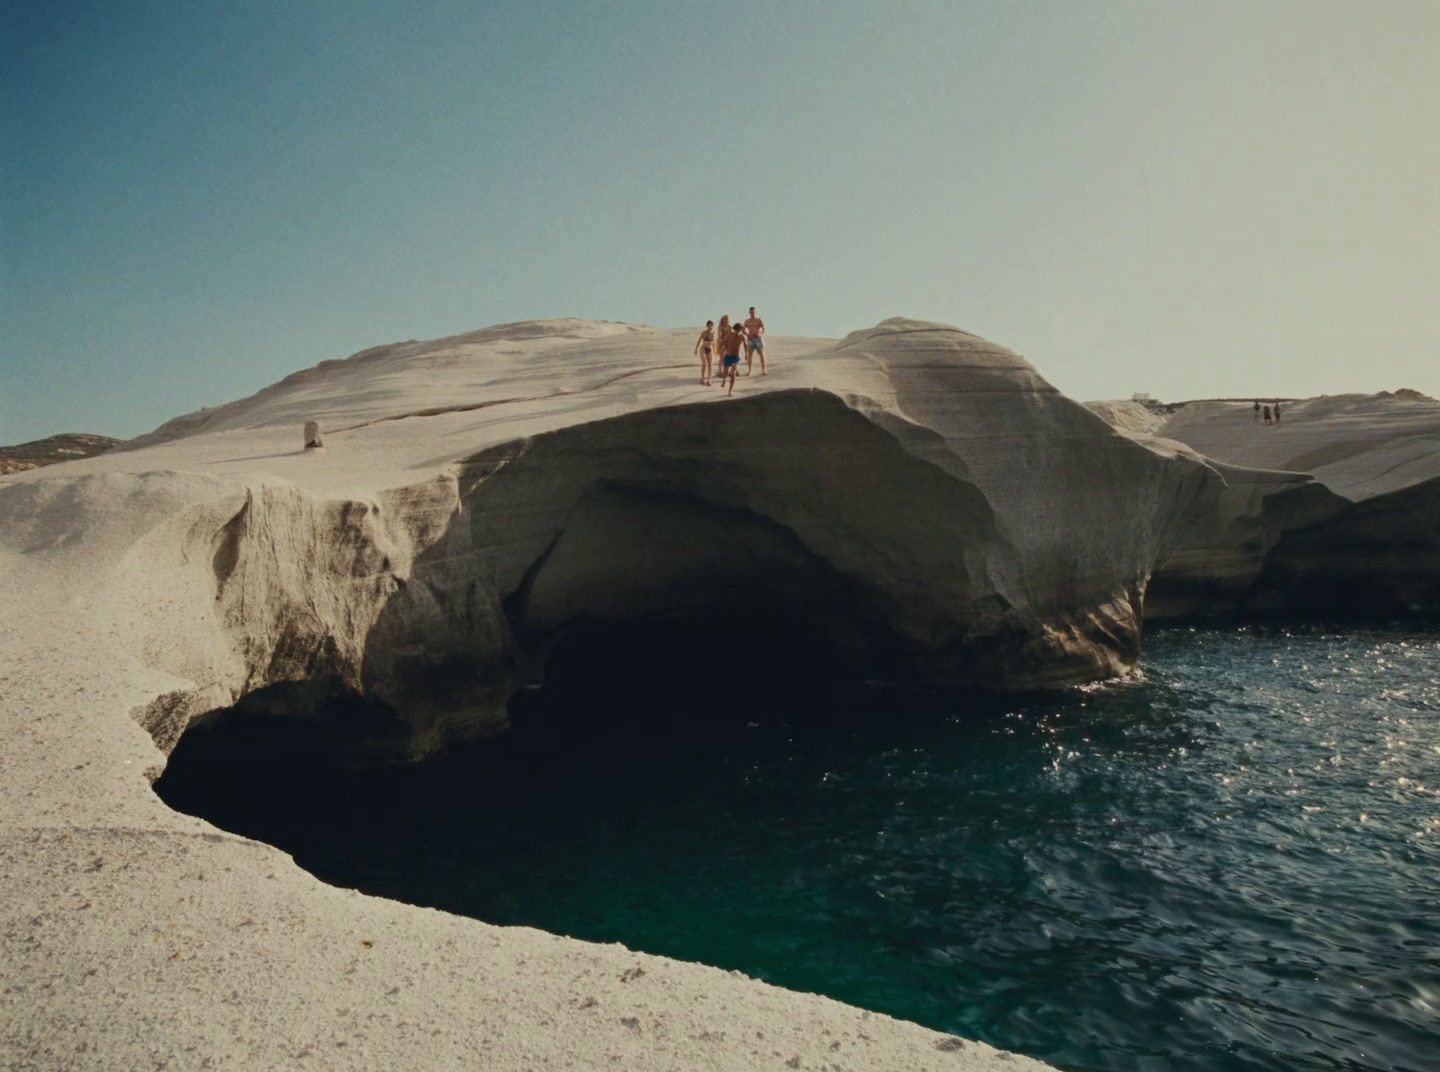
[
  {"x1": 0, "y1": 316, "x2": 1237, "y2": 1071},
  {"x1": 11, "y1": 321, "x2": 1226, "y2": 758},
  {"x1": 1157, "y1": 391, "x2": 1440, "y2": 501},
  {"x1": 1090, "y1": 392, "x2": 1440, "y2": 617},
  {"x1": 19, "y1": 316, "x2": 1438, "y2": 1070}
]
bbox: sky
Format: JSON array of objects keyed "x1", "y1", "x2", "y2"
[{"x1": 2, "y1": 0, "x2": 1437, "y2": 443}]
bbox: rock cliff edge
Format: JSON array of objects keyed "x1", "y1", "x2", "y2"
[{"x1": 22, "y1": 317, "x2": 1414, "y2": 1071}]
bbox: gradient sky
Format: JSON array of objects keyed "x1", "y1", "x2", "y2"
[{"x1": 3, "y1": 0, "x2": 1437, "y2": 443}]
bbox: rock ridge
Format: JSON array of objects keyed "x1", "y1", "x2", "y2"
[{"x1": 0, "y1": 316, "x2": 1284, "y2": 1072}]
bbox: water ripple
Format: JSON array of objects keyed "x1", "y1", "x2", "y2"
[{"x1": 159, "y1": 624, "x2": 1440, "y2": 1072}]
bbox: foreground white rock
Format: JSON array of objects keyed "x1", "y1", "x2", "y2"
[{"x1": 2, "y1": 317, "x2": 1226, "y2": 1070}]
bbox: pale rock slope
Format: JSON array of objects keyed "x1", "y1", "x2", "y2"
[
  {"x1": 1155, "y1": 390, "x2": 1440, "y2": 501},
  {"x1": 1087, "y1": 391, "x2": 1440, "y2": 616},
  {"x1": 1082, "y1": 400, "x2": 1164, "y2": 437},
  {"x1": 1, "y1": 317, "x2": 1221, "y2": 1071}
]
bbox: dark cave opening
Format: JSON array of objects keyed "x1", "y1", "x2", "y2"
[{"x1": 152, "y1": 603, "x2": 942, "y2": 837}]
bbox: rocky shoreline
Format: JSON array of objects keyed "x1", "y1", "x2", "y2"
[{"x1": 4, "y1": 318, "x2": 1437, "y2": 1070}]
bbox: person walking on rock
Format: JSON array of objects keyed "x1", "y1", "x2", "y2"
[
  {"x1": 1274, "y1": 401, "x2": 1283, "y2": 423},
  {"x1": 1253, "y1": 400, "x2": 1261, "y2": 422},
  {"x1": 719, "y1": 317, "x2": 744, "y2": 396},
  {"x1": 744, "y1": 306, "x2": 766, "y2": 376},
  {"x1": 695, "y1": 320, "x2": 716, "y2": 386},
  {"x1": 1263, "y1": 404, "x2": 1273, "y2": 426}
]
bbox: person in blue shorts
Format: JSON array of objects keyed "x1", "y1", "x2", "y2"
[
  {"x1": 720, "y1": 317, "x2": 744, "y2": 396},
  {"x1": 743, "y1": 306, "x2": 766, "y2": 376}
]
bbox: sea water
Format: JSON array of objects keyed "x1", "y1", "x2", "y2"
[{"x1": 157, "y1": 625, "x2": 1440, "y2": 1071}]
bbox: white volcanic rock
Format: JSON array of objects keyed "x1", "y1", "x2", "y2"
[
  {"x1": 1247, "y1": 474, "x2": 1440, "y2": 613},
  {"x1": 1087, "y1": 392, "x2": 1440, "y2": 617},
  {"x1": 120, "y1": 319, "x2": 656, "y2": 450},
  {"x1": 1142, "y1": 460, "x2": 1350, "y2": 619},
  {"x1": 1155, "y1": 391, "x2": 1440, "y2": 501},
  {"x1": 2, "y1": 316, "x2": 1225, "y2": 1071},
  {"x1": 1082, "y1": 400, "x2": 1165, "y2": 437}
]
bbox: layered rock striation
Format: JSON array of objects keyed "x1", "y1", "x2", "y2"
[
  {"x1": 12, "y1": 315, "x2": 1227, "y2": 1070},
  {"x1": 13, "y1": 320, "x2": 1226, "y2": 764},
  {"x1": 25, "y1": 317, "x2": 1437, "y2": 1069},
  {"x1": 1088, "y1": 391, "x2": 1440, "y2": 618}
]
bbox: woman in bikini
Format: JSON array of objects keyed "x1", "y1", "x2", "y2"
[{"x1": 694, "y1": 320, "x2": 716, "y2": 385}]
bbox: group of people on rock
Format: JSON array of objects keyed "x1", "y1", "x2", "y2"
[
  {"x1": 695, "y1": 307, "x2": 766, "y2": 395},
  {"x1": 1253, "y1": 399, "x2": 1284, "y2": 425}
]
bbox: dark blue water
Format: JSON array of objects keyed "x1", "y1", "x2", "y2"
[{"x1": 158, "y1": 626, "x2": 1440, "y2": 1071}]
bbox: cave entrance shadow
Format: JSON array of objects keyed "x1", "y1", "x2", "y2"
[
  {"x1": 157, "y1": 388, "x2": 1016, "y2": 907},
  {"x1": 507, "y1": 609, "x2": 884, "y2": 741},
  {"x1": 354, "y1": 389, "x2": 1005, "y2": 757},
  {"x1": 152, "y1": 607, "x2": 1012, "y2": 910}
]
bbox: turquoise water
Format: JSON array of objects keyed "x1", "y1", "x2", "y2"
[{"x1": 158, "y1": 626, "x2": 1440, "y2": 1071}]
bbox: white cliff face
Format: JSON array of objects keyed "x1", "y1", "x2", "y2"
[
  {"x1": 1154, "y1": 391, "x2": 1440, "y2": 502},
  {"x1": 46, "y1": 318, "x2": 1224, "y2": 753},
  {"x1": 825, "y1": 323, "x2": 1218, "y2": 649},
  {"x1": 3, "y1": 316, "x2": 1225, "y2": 1071},
  {"x1": 1088, "y1": 392, "x2": 1440, "y2": 618}
]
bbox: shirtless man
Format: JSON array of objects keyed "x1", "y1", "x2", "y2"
[
  {"x1": 719, "y1": 317, "x2": 745, "y2": 396},
  {"x1": 694, "y1": 320, "x2": 716, "y2": 385},
  {"x1": 743, "y1": 306, "x2": 766, "y2": 375}
]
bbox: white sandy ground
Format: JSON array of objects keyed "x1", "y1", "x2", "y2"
[{"x1": 2, "y1": 321, "x2": 1055, "y2": 1070}]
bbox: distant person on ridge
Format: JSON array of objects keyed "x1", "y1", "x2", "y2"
[
  {"x1": 695, "y1": 320, "x2": 716, "y2": 386},
  {"x1": 720, "y1": 318, "x2": 744, "y2": 396},
  {"x1": 1263, "y1": 404, "x2": 1273, "y2": 425},
  {"x1": 743, "y1": 306, "x2": 766, "y2": 375},
  {"x1": 1274, "y1": 401, "x2": 1283, "y2": 423},
  {"x1": 1253, "y1": 400, "x2": 1261, "y2": 422}
]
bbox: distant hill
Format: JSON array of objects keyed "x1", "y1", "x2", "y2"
[{"x1": 0, "y1": 433, "x2": 124, "y2": 475}]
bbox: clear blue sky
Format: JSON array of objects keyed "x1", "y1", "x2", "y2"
[{"x1": 3, "y1": 0, "x2": 1437, "y2": 442}]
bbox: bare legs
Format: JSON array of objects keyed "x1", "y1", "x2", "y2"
[{"x1": 745, "y1": 343, "x2": 766, "y2": 376}]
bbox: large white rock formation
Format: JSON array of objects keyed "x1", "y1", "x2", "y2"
[
  {"x1": 2, "y1": 317, "x2": 1227, "y2": 1070},
  {"x1": 1088, "y1": 391, "x2": 1440, "y2": 616},
  {"x1": 1155, "y1": 391, "x2": 1440, "y2": 501}
]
